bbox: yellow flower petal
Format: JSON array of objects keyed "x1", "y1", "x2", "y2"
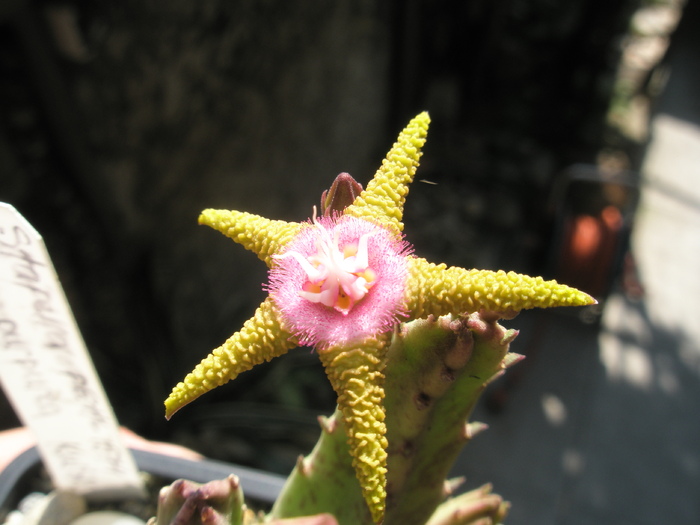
[
  {"x1": 199, "y1": 209, "x2": 305, "y2": 266},
  {"x1": 405, "y1": 256, "x2": 597, "y2": 319},
  {"x1": 165, "y1": 297, "x2": 297, "y2": 418},
  {"x1": 318, "y1": 334, "x2": 390, "y2": 524},
  {"x1": 345, "y1": 112, "x2": 430, "y2": 235}
]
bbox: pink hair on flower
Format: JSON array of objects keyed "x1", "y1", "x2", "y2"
[{"x1": 268, "y1": 214, "x2": 411, "y2": 348}]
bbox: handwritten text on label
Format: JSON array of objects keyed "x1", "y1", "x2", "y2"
[{"x1": 0, "y1": 204, "x2": 144, "y2": 499}]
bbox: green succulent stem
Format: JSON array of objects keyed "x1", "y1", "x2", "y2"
[
  {"x1": 269, "y1": 411, "x2": 373, "y2": 524},
  {"x1": 270, "y1": 312, "x2": 517, "y2": 525},
  {"x1": 382, "y1": 314, "x2": 515, "y2": 525}
]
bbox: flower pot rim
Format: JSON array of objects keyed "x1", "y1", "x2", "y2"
[{"x1": 0, "y1": 446, "x2": 285, "y2": 520}]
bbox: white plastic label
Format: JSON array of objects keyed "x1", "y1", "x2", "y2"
[{"x1": 0, "y1": 203, "x2": 144, "y2": 499}]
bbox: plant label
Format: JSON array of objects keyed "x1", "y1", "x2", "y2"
[{"x1": 0, "y1": 203, "x2": 145, "y2": 499}]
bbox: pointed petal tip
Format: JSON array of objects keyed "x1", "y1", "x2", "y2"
[
  {"x1": 197, "y1": 208, "x2": 217, "y2": 226},
  {"x1": 571, "y1": 289, "x2": 598, "y2": 307},
  {"x1": 415, "y1": 110, "x2": 430, "y2": 122},
  {"x1": 547, "y1": 280, "x2": 599, "y2": 309},
  {"x1": 407, "y1": 111, "x2": 431, "y2": 139},
  {"x1": 164, "y1": 393, "x2": 187, "y2": 420}
]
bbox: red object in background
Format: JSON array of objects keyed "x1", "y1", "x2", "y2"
[
  {"x1": 558, "y1": 205, "x2": 623, "y2": 299},
  {"x1": 547, "y1": 165, "x2": 640, "y2": 305}
]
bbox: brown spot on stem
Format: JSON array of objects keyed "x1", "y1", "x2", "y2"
[
  {"x1": 397, "y1": 440, "x2": 415, "y2": 458},
  {"x1": 415, "y1": 392, "x2": 432, "y2": 409},
  {"x1": 441, "y1": 366, "x2": 456, "y2": 382}
]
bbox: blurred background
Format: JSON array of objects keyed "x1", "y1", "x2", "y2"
[{"x1": 1, "y1": 0, "x2": 698, "y2": 523}]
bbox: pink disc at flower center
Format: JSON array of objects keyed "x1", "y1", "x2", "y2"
[
  {"x1": 275, "y1": 223, "x2": 377, "y2": 315},
  {"x1": 268, "y1": 214, "x2": 410, "y2": 348}
]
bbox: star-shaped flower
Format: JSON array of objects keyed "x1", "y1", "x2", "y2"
[{"x1": 165, "y1": 112, "x2": 595, "y2": 524}]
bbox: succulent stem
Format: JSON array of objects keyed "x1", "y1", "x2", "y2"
[{"x1": 270, "y1": 312, "x2": 516, "y2": 525}]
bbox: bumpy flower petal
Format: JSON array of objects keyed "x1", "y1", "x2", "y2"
[
  {"x1": 404, "y1": 257, "x2": 596, "y2": 319},
  {"x1": 268, "y1": 215, "x2": 411, "y2": 348},
  {"x1": 199, "y1": 209, "x2": 304, "y2": 266},
  {"x1": 345, "y1": 112, "x2": 430, "y2": 235},
  {"x1": 165, "y1": 298, "x2": 297, "y2": 418},
  {"x1": 317, "y1": 334, "x2": 390, "y2": 525}
]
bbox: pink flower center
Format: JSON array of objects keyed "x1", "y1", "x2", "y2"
[
  {"x1": 268, "y1": 213, "x2": 410, "y2": 347},
  {"x1": 274, "y1": 220, "x2": 377, "y2": 315}
]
